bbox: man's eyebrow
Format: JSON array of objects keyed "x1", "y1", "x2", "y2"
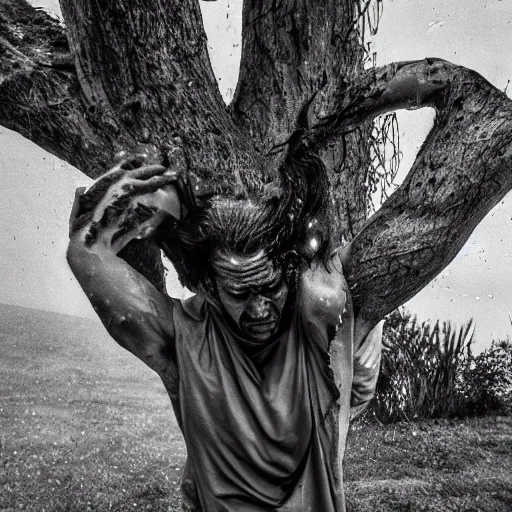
[
  {"x1": 214, "y1": 252, "x2": 268, "y2": 273},
  {"x1": 224, "y1": 271, "x2": 282, "y2": 295}
]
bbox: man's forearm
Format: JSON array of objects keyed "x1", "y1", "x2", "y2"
[
  {"x1": 67, "y1": 238, "x2": 142, "y2": 318},
  {"x1": 67, "y1": 239, "x2": 176, "y2": 371}
]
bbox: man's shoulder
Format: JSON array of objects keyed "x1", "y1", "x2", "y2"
[
  {"x1": 299, "y1": 247, "x2": 346, "y2": 284},
  {"x1": 297, "y1": 247, "x2": 349, "y2": 322},
  {"x1": 173, "y1": 293, "x2": 208, "y2": 322}
]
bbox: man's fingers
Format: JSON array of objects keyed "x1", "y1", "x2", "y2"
[
  {"x1": 83, "y1": 160, "x2": 160, "y2": 196},
  {"x1": 84, "y1": 169, "x2": 125, "y2": 196},
  {"x1": 122, "y1": 175, "x2": 179, "y2": 195},
  {"x1": 130, "y1": 164, "x2": 169, "y2": 180},
  {"x1": 118, "y1": 155, "x2": 148, "y2": 171}
]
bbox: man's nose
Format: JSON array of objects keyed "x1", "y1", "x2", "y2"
[{"x1": 247, "y1": 294, "x2": 272, "y2": 319}]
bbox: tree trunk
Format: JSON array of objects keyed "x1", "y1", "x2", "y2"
[
  {"x1": 232, "y1": 0, "x2": 372, "y2": 245},
  {"x1": 1, "y1": 0, "x2": 511, "y2": 502}
]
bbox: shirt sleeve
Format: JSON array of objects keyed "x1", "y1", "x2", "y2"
[{"x1": 350, "y1": 320, "x2": 383, "y2": 420}]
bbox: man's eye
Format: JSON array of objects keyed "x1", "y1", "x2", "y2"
[
  {"x1": 267, "y1": 282, "x2": 283, "y2": 294},
  {"x1": 254, "y1": 283, "x2": 283, "y2": 297}
]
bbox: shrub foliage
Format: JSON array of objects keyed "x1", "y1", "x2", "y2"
[
  {"x1": 369, "y1": 310, "x2": 512, "y2": 423},
  {"x1": 462, "y1": 338, "x2": 512, "y2": 416}
]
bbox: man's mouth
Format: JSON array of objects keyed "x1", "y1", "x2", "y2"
[
  {"x1": 247, "y1": 320, "x2": 277, "y2": 332},
  {"x1": 241, "y1": 317, "x2": 279, "y2": 336},
  {"x1": 239, "y1": 302, "x2": 282, "y2": 340}
]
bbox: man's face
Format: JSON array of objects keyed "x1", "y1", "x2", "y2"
[{"x1": 212, "y1": 249, "x2": 289, "y2": 343}]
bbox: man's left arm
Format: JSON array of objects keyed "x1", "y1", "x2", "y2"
[
  {"x1": 350, "y1": 317, "x2": 383, "y2": 420},
  {"x1": 326, "y1": 244, "x2": 382, "y2": 419}
]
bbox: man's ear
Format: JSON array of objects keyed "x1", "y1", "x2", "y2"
[
  {"x1": 204, "y1": 272, "x2": 216, "y2": 296},
  {"x1": 282, "y1": 250, "x2": 301, "y2": 288}
]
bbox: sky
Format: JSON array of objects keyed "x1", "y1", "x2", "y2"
[{"x1": 1, "y1": 0, "x2": 511, "y2": 351}]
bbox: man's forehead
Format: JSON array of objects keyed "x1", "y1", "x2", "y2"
[{"x1": 212, "y1": 249, "x2": 280, "y2": 287}]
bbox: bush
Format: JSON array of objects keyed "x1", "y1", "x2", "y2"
[
  {"x1": 461, "y1": 337, "x2": 512, "y2": 415},
  {"x1": 367, "y1": 310, "x2": 512, "y2": 424},
  {"x1": 369, "y1": 309, "x2": 474, "y2": 423}
]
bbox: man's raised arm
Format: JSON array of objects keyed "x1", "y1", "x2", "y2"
[{"x1": 67, "y1": 155, "x2": 183, "y2": 375}]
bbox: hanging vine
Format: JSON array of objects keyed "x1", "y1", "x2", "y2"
[
  {"x1": 350, "y1": 0, "x2": 403, "y2": 212},
  {"x1": 367, "y1": 112, "x2": 402, "y2": 209}
]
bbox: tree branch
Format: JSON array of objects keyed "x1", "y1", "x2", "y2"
[
  {"x1": 233, "y1": 0, "x2": 364, "y2": 143},
  {"x1": 0, "y1": 0, "x2": 116, "y2": 173},
  {"x1": 315, "y1": 59, "x2": 512, "y2": 323}
]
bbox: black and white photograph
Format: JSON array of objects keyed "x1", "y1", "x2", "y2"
[{"x1": 1, "y1": 0, "x2": 511, "y2": 510}]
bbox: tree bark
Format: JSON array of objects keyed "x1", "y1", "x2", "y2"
[
  {"x1": 58, "y1": 0, "x2": 264, "y2": 192},
  {"x1": 233, "y1": 0, "x2": 371, "y2": 244}
]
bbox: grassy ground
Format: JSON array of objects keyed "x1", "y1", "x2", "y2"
[
  {"x1": 345, "y1": 417, "x2": 512, "y2": 511},
  {"x1": 1, "y1": 304, "x2": 511, "y2": 511}
]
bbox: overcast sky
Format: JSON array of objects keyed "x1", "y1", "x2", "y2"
[{"x1": 2, "y1": 0, "x2": 511, "y2": 351}]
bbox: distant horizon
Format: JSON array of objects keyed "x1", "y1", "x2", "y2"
[
  {"x1": 1, "y1": 300, "x2": 508, "y2": 357},
  {"x1": 0, "y1": 300, "x2": 93, "y2": 319}
]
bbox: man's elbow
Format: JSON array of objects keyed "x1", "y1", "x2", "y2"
[
  {"x1": 66, "y1": 236, "x2": 89, "y2": 275},
  {"x1": 66, "y1": 237, "x2": 106, "y2": 282}
]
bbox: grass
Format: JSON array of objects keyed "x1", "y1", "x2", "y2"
[
  {"x1": 1, "y1": 304, "x2": 511, "y2": 511},
  {"x1": 0, "y1": 304, "x2": 185, "y2": 511},
  {"x1": 345, "y1": 416, "x2": 512, "y2": 511}
]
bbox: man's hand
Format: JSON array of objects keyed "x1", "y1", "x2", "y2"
[{"x1": 69, "y1": 154, "x2": 182, "y2": 255}]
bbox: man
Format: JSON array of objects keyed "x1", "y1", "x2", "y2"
[{"x1": 67, "y1": 145, "x2": 382, "y2": 511}]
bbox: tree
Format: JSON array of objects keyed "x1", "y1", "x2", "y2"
[{"x1": 1, "y1": 0, "x2": 511, "y2": 499}]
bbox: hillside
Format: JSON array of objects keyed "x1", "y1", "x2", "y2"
[{"x1": 0, "y1": 303, "x2": 185, "y2": 511}]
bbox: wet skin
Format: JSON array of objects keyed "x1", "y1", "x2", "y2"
[{"x1": 212, "y1": 250, "x2": 289, "y2": 343}]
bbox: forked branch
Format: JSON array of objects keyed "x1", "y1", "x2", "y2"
[
  {"x1": 311, "y1": 59, "x2": 512, "y2": 323},
  {"x1": 58, "y1": 0, "x2": 261, "y2": 191}
]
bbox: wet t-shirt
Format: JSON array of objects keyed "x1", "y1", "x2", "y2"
[{"x1": 167, "y1": 252, "x2": 381, "y2": 512}]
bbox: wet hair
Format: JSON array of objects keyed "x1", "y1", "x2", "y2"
[{"x1": 156, "y1": 143, "x2": 331, "y2": 294}]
